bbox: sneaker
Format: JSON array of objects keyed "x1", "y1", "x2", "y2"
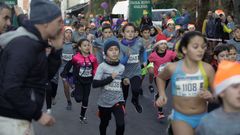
[
  {"x1": 52, "y1": 98, "x2": 56, "y2": 105},
  {"x1": 131, "y1": 100, "x2": 143, "y2": 113},
  {"x1": 80, "y1": 116, "x2": 87, "y2": 124},
  {"x1": 157, "y1": 112, "x2": 165, "y2": 119},
  {"x1": 66, "y1": 102, "x2": 72, "y2": 110},
  {"x1": 148, "y1": 85, "x2": 154, "y2": 93},
  {"x1": 46, "y1": 109, "x2": 52, "y2": 114}
]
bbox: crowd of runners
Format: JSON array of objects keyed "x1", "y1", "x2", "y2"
[{"x1": 0, "y1": 1, "x2": 240, "y2": 135}]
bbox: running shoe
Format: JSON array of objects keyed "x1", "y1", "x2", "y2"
[
  {"x1": 131, "y1": 99, "x2": 143, "y2": 113},
  {"x1": 46, "y1": 109, "x2": 52, "y2": 114},
  {"x1": 80, "y1": 116, "x2": 88, "y2": 124},
  {"x1": 148, "y1": 85, "x2": 154, "y2": 93},
  {"x1": 157, "y1": 112, "x2": 165, "y2": 119}
]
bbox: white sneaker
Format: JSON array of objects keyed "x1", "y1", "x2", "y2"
[{"x1": 46, "y1": 109, "x2": 52, "y2": 114}]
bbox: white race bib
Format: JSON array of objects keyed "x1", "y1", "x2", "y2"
[
  {"x1": 79, "y1": 67, "x2": 92, "y2": 77},
  {"x1": 62, "y1": 53, "x2": 73, "y2": 61},
  {"x1": 127, "y1": 54, "x2": 139, "y2": 64},
  {"x1": 175, "y1": 77, "x2": 204, "y2": 97},
  {"x1": 104, "y1": 79, "x2": 122, "y2": 91}
]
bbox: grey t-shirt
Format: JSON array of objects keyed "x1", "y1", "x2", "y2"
[
  {"x1": 94, "y1": 62, "x2": 125, "y2": 107},
  {"x1": 196, "y1": 107, "x2": 240, "y2": 135},
  {"x1": 120, "y1": 38, "x2": 146, "y2": 78}
]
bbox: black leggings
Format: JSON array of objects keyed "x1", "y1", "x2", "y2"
[
  {"x1": 46, "y1": 81, "x2": 58, "y2": 109},
  {"x1": 122, "y1": 76, "x2": 141, "y2": 103},
  {"x1": 154, "y1": 78, "x2": 170, "y2": 112},
  {"x1": 74, "y1": 82, "x2": 91, "y2": 107},
  {"x1": 98, "y1": 102, "x2": 125, "y2": 135}
]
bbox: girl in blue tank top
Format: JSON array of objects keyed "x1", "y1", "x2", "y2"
[{"x1": 155, "y1": 31, "x2": 215, "y2": 135}]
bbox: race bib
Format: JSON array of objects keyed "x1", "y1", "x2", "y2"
[
  {"x1": 79, "y1": 67, "x2": 92, "y2": 77},
  {"x1": 62, "y1": 53, "x2": 73, "y2": 61},
  {"x1": 104, "y1": 79, "x2": 122, "y2": 91},
  {"x1": 175, "y1": 76, "x2": 204, "y2": 97},
  {"x1": 127, "y1": 54, "x2": 139, "y2": 64}
]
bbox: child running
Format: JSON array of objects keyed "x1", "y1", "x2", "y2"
[
  {"x1": 155, "y1": 31, "x2": 215, "y2": 135},
  {"x1": 93, "y1": 39, "x2": 127, "y2": 135},
  {"x1": 148, "y1": 38, "x2": 177, "y2": 119},
  {"x1": 61, "y1": 38, "x2": 98, "y2": 123},
  {"x1": 196, "y1": 61, "x2": 240, "y2": 135},
  {"x1": 120, "y1": 23, "x2": 147, "y2": 113}
]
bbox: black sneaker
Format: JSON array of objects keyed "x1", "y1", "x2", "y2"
[
  {"x1": 149, "y1": 85, "x2": 154, "y2": 93},
  {"x1": 131, "y1": 100, "x2": 143, "y2": 113},
  {"x1": 80, "y1": 116, "x2": 87, "y2": 124}
]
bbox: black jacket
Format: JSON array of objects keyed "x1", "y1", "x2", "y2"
[{"x1": 0, "y1": 21, "x2": 48, "y2": 121}]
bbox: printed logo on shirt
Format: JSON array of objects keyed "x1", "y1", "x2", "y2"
[
  {"x1": 79, "y1": 66, "x2": 92, "y2": 77},
  {"x1": 127, "y1": 54, "x2": 139, "y2": 64},
  {"x1": 175, "y1": 76, "x2": 204, "y2": 97},
  {"x1": 104, "y1": 79, "x2": 122, "y2": 91},
  {"x1": 62, "y1": 53, "x2": 73, "y2": 61}
]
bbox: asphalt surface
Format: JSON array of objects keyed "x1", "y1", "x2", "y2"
[{"x1": 34, "y1": 75, "x2": 173, "y2": 135}]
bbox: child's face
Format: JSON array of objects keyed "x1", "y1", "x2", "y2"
[
  {"x1": 106, "y1": 46, "x2": 119, "y2": 61},
  {"x1": 157, "y1": 43, "x2": 167, "y2": 52},
  {"x1": 102, "y1": 28, "x2": 113, "y2": 39},
  {"x1": 182, "y1": 36, "x2": 207, "y2": 61},
  {"x1": 141, "y1": 30, "x2": 150, "y2": 39},
  {"x1": 229, "y1": 49, "x2": 237, "y2": 61},
  {"x1": 78, "y1": 26, "x2": 85, "y2": 34},
  {"x1": 123, "y1": 26, "x2": 135, "y2": 40},
  {"x1": 220, "y1": 83, "x2": 240, "y2": 112},
  {"x1": 134, "y1": 31, "x2": 139, "y2": 38},
  {"x1": 234, "y1": 29, "x2": 240, "y2": 40},
  {"x1": 150, "y1": 28, "x2": 155, "y2": 34},
  {"x1": 215, "y1": 50, "x2": 229, "y2": 63},
  {"x1": 79, "y1": 41, "x2": 91, "y2": 54},
  {"x1": 64, "y1": 30, "x2": 72, "y2": 41}
]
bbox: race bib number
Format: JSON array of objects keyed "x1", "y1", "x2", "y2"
[
  {"x1": 79, "y1": 67, "x2": 92, "y2": 77},
  {"x1": 127, "y1": 54, "x2": 139, "y2": 64},
  {"x1": 104, "y1": 79, "x2": 122, "y2": 91},
  {"x1": 62, "y1": 53, "x2": 73, "y2": 61},
  {"x1": 175, "y1": 77, "x2": 204, "y2": 97}
]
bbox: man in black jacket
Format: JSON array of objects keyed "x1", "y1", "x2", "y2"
[{"x1": 0, "y1": 0, "x2": 63, "y2": 134}]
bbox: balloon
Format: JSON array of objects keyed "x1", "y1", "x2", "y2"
[{"x1": 101, "y1": 2, "x2": 108, "y2": 10}]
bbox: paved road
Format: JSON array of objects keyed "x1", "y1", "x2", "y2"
[{"x1": 34, "y1": 75, "x2": 173, "y2": 135}]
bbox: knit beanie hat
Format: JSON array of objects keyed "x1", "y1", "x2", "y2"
[
  {"x1": 30, "y1": 0, "x2": 62, "y2": 24},
  {"x1": 213, "y1": 60, "x2": 240, "y2": 95},
  {"x1": 104, "y1": 39, "x2": 120, "y2": 55}
]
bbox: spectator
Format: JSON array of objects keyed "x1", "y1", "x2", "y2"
[
  {"x1": 140, "y1": 10, "x2": 153, "y2": 28},
  {"x1": 0, "y1": 0, "x2": 63, "y2": 134},
  {"x1": 0, "y1": 2, "x2": 11, "y2": 34}
]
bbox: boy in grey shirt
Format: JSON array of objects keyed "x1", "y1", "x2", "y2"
[
  {"x1": 93, "y1": 39, "x2": 129, "y2": 135},
  {"x1": 196, "y1": 61, "x2": 240, "y2": 135}
]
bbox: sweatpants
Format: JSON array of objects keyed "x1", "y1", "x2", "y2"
[{"x1": 98, "y1": 102, "x2": 125, "y2": 135}]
